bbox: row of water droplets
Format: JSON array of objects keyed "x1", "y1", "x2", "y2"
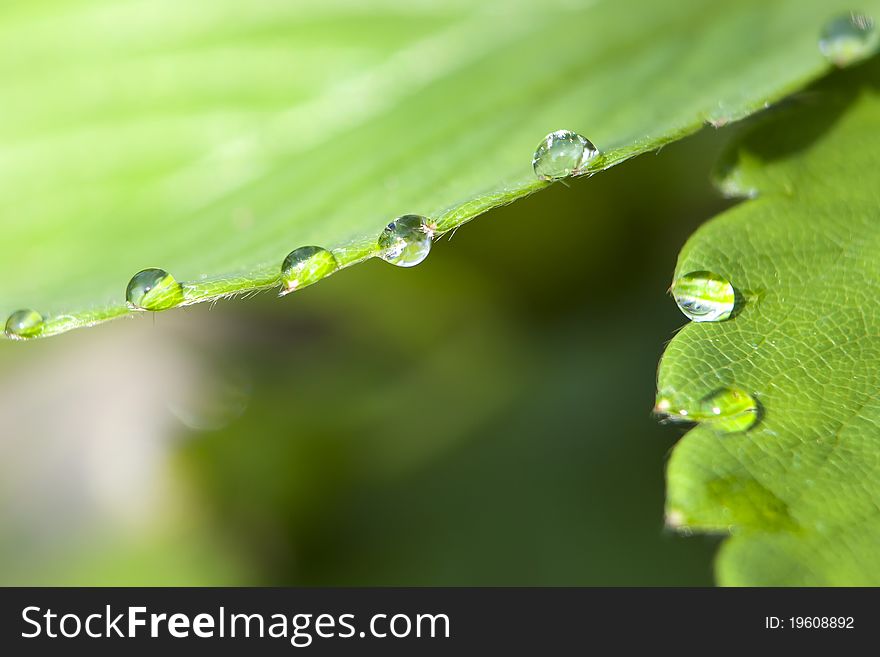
[
  {"x1": 271, "y1": 127, "x2": 598, "y2": 293},
  {"x1": 3, "y1": 12, "x2": 875, "y2": 341},
  {"x1": 2, "y1": 125, "x2": 591, "y2": 340},
  {"x1": 277, "y1": 128, "x2": 601, "y2": 295}
]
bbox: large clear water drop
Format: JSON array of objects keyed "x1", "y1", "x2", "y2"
[
  {"x1": 126, "y1": 268, "x2": 184, "y2": 311},
  {"x1": 672, "y1": 271, "x2": 736, "y2": 322},
  {"x1": 280, "y1": 246, "x2": 339, "y2": 296},
  {"x1": 378, "y1": 214, "x2": 434, "y2": 267},
  {"x1": 532, "y1": 129, "x2": 598, "y2": 181},
  {"x1": 5, "y1": 309, "x2": 44, "y2": 339}
]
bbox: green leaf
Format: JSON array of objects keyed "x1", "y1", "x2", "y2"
[
  {"x1": 658, "y1": 59, "x2": 880, "y2": 585},
  {"x1": 1, "y1": 0, "x2": 875, "y2": 338}
]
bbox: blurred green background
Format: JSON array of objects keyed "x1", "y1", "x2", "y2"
[{"x1": 0, "y1": 127, "x2": 735, "y2": 586}]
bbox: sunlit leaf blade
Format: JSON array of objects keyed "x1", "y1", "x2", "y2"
[
  {"x1": 1, "y1": 0, "x2": 875, "y2": 338},
  {"x1": 659, "y1": 59, "x2": 880, "y2": 585}
]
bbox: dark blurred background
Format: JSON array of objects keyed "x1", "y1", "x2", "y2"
[{"x1": 0, "y1": 127, "x2": 734, "y2": 586}]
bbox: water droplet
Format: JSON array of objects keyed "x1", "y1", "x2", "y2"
[
  {"x1": 4, "y1": 309, "x2": 44, "y2": 339},
  {"x1": 378, "y1": 214, "x2": 434, "y2": 267},
  {"x1": 532, "y1": 129, "x2": 599, "y2": 181},
  {"x1": 819, "y1": 13, "x2": 879, "y2": 66},
  {"x1": 654, "y1": 387, "x2": 760, "y2": 434},
  {"x1": 671, "y1": 271, "x2": 736, "y2": 322},
  {"x1": 699, "y1": 388, "x2": 760, "y2": 433},
  {"x1": 280, "y1": 246, "x2": 339, "y2": 296},
  {"x1": 126, "y1": 268, "x2": 184, "y2": 311}
]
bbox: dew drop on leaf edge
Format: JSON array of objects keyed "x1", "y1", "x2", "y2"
[
  {"x1": 378, "y1": 214, "x2": 434, "y2": 268},
  {"x1": 280, "y1": 246, "x2": 339, "y2": 296},
  {"x1": 672, "y1": 270, "x2": 736, "y2": 322},
  {"x1": 819, "y1": 12, "x2": 879, "y2": 66},
  {"x1": 125, "y1": 268, "x2": 184, "y2": 311},
  {"x1": 654, "y1": 387, "x2": 760, "y2": 434},
  {"x1": 532, "y1": 129, "x2": 599, "y2": 181},
  {"x1": 4, "y1": 308, "x2": 44, "y2": 339}
]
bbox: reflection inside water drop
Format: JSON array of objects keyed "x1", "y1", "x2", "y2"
[
  {"x1": 4, "y1": 309, "x2": 45, "y2": 339},
  {"x1": 126, "y1": 268, "x2": 185, "y2": 311},
  {"x1": 280, "y1": 246, "x2": 339, "y2": 296},
  {"x1": 532, "y1": 129, "x2": 599, "y2": 181},
  {"x1": 378, "y1": 214, "x2": 434, "y2": 267},
  {"x1": 671, "y1": 271, "x2": 736, "y2": 322}
]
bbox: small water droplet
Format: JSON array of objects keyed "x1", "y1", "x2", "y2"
[
  {"x1": 672, "y1": 271, "x2": 736, "y2": 322},
  {"x1": 280, "y1": 246, "x2": 339, "y2": 296},
  {"x1": 126, "y1": 268, "x2": 184, "y2": 311},
  {"x1": 532, "y1": 129, "x2": 599, "y2": 181},
  {"x1": 819, "y1": 13, "x2": 879, "y2": 66},
  {"x1": 378, "y1": 214, "x2": 434, "y2": 267},
  {"x1": 4, "y1": 309, "x2": 44, "y2": 339},
  {"x1": 699, "y1": 388, "x2": 760, "y2": 433},
  {"x1": 654, "y1": 387, "x2": 760, "y2": 434}
]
